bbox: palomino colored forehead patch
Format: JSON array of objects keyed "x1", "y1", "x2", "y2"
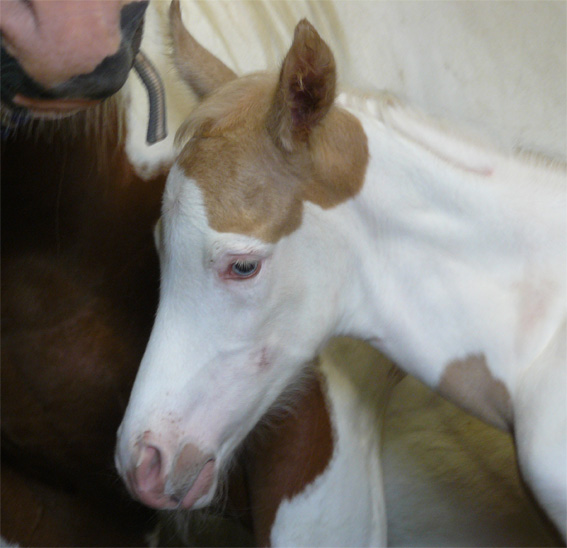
[{"x1": 177, "y1": 75, "x2": 368, "y2": 243}]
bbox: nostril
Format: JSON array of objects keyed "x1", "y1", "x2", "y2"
[
  {"x1": 134, "y1": 444, "x2": 162, "y2": 493},
  {"x1": 122, "y1": 440, "x2": 216, "y2": 510},
  {"x1": 120, "y1": 1, "x2": 149, "y2": 39},
  {"x1": 122, "y1": 441, "x2": 178, "y2": 509}
]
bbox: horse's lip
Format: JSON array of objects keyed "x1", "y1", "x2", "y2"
[{"x1": 12, "y1": 94, "x2": 101, "y2": 115}]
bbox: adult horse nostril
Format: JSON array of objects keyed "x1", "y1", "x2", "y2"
[
  {"x1": 0, "y1": 0, "x2": 150, "y2": 115},
  {"x1": 120, "y1": 1, "x2": 150, "y2": 43},
  {"x1": 46, "y1": 3, "x2": 150, "y2": 101}
]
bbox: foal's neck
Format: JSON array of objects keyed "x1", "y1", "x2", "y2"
[{"x1": 336, "y1": 97, "x2": 566, "y2": 429}]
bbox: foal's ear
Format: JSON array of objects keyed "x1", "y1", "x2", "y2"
[
  {"x1": 268, "y1": 19, "x2": 336, "y2": 152},
  {"x1": 169, "y1": 0, "x2": 237, "y2": 98}
]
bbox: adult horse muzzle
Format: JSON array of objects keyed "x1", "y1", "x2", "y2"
[{"x1": 0, "y1": 1, "x2": 148, "y2": 120}]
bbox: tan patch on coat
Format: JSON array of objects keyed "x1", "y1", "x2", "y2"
[
  {"x1": 177, "y1": 73, "x2": 368, "y2": 243},
  {"x1": 438, "y1": 354, "x2": 513, "y2": 431}
]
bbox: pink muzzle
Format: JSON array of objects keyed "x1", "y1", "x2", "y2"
[{"x1": 124, "y1": 439, "x2": 216, "y2": 510}]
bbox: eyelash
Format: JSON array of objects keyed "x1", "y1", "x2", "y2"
[
  {"x1": 232, "y1": 259, "x2": 259, "y2": 276},
  {"x1": 222, "y1": 258, "x2": 262, "y2": 280}
]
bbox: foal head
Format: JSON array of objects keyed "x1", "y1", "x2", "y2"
[{"x1": 116, "y1": 5, "x2": 368, "y2": 511}]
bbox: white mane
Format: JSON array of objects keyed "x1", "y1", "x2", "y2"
[{"x1": 337, "y1": 88, "x2": 566, "y2": 178}]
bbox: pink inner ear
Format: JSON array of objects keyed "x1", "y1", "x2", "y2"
[
  {"x1": 270, "y1": 18, "x2": 336, "y2": 149},
  {"x1": 288, "y1": 59, "x2": 335, "y2": 136}
]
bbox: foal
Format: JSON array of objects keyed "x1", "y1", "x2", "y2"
[{"x1": 116, "y1": 14, "x2": 566, "y2": 538}]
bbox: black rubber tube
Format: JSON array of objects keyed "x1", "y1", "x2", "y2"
[{"x1": 133, "y1": 50, "x2": 168, "y2": 144}]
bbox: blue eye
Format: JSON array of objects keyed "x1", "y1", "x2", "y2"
[{"x1": 231, "y1": 260, "x2": 259, "y2": 278}]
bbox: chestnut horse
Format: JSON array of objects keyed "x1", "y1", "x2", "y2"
[
  {"x1": 1, "y1": 2, "x2": 162, "y2": 544},
  {"x1": 1, "y1": 96, "x2": 167, "y2": 544}
]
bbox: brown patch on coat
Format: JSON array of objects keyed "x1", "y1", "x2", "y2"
[
  {"x1": 177, "y1": 74, "x2": 368, "y2": 243},
  {"x1": 174, "y1": 19, "x2": 368, "y2": 243},
  {"x1": 438, "y1": 354, "x2": 513, "y2": 431},
  {"x1": 243, "y1": 366, "x2": 335, "y2": 546}
]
